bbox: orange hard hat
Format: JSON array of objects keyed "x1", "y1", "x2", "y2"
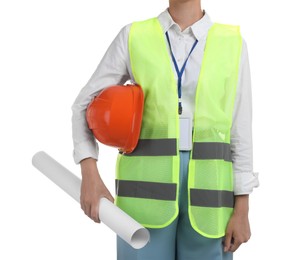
[{"x1": 86, "y1": 84, "x2": 144, "y2": 154}]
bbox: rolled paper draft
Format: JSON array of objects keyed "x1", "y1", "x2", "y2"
[{"x1": 32, "y1": 151, "x2": 150, "y2": 249}]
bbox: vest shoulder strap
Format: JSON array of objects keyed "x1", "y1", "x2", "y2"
[{"x1": 211, "y1": 23, "x2": 240, "y2": 35}]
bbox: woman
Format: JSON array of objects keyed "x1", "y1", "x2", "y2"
[{"x1": 71, "y1": 0, "x2": 259, "y2": 259}]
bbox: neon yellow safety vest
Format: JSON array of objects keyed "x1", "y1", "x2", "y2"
[{"x1": 115, "y1": 18, "x2": 242, "y2": 238}]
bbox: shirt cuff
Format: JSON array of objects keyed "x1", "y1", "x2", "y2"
[
  {"x1": 73, "y1": 139, "x2": 99, "y2": 164},
  {"x1": 233, "y1": 171, "x2": 259, "y2": 195}
]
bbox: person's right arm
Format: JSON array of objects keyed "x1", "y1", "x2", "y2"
[
  {"x1": 71, "y1": 24, "x2": 132, "y2": 222},
  {"x1": 80, "y1": 158, "x2": 113, "y2": 222}
]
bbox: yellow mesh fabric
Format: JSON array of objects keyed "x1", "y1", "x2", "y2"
[
  {"x1": 190, "y1": 207, "x2": 233, "y2": 237},
  {"x1": 116, "y1": 20, "x2": 242, "y2": 235},
  {"x1": 116, "y1": 18, "x2": 180, "y2": 228},
  {"x1": 188, "y1": 24, "x2": 242, "y2": 238}
]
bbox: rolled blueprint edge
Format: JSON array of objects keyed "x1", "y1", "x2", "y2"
[{"x1": 32, "y1": 151, "x2": 150, "y2": 249}]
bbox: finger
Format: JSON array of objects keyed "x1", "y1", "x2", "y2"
[
  {"x1": 229, "y1": 238, "x2": 241, "y2": 252},
  {"x1": 92, "y1": 201, "x2": 101, "y2": 223},
  {"x1": 80, "y1": 202, "x2": 85, "y2": 211},
  {"x1": 84, "y1": 203, "x2": 91, "y2": 218},
  {"x1": 224, "y1": 232, "x2": 233, "y2": 252},
  {"x1": 80, "y1": 197, "x2": 87, "y2": 212},
  {"x1": 80, "y1": 201, "x2": 86, "y2": 213}
]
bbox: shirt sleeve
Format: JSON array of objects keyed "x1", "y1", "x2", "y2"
[
  {"x1": 231, "y1": 39, "x2": 259, "y2": 195},
  {"x1": 71, "y1": 24, "x2": 132, "y2": 164}
]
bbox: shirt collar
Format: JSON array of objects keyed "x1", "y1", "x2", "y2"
[{"x1": 157, "y1": 9, "x2": 213, "y2": 40}]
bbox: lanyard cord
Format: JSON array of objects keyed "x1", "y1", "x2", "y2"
[{"x1": 165, "y1": 31, "x2": 198, "y2": 114}]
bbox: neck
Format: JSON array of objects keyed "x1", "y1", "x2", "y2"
[{"x1": 168, "y1": 0, "x2": 203, "y2": 31}]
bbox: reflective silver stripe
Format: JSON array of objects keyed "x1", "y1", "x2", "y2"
[
  {"x1": 125, "y1": 138, "x2": 177, "y2": 156},
  {"x1": 190, "y1": 189, "x2": 234, "y2": 208},
  {"x1": 116, "y1": 180, "x2": 177, "y2": 201},
  {"x1": 192, "y1": 142, "x2": 232, "y2": 162}
]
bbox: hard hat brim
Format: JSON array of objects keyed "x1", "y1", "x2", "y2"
[{"x1": 123, "y1": 84, "x2": 144, "y2": 153}]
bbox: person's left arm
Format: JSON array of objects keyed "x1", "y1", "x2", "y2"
[{"x1": 224, "y1": 39, "x2": 259, "y2": 253}]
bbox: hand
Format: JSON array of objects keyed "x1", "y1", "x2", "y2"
[
  {"x1": 224, "y1": 195, "x2": 251, "y2": 252},
  {"x1": 80, "y1": 158, "x2": 114, "y2": 223}
]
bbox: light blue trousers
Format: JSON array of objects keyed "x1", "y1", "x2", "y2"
[{"x1": 117, "y1": 151, "x2": 233, "y2": 260}]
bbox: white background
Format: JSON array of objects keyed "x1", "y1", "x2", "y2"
[{"x1": 0, "y1": 0, "x2": 292, "y2": 259}]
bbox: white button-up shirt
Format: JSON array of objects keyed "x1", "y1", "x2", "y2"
[{"x1": 71, "y1": 10, "x2": 259, "y2": 195}]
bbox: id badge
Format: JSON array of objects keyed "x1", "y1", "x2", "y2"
[{"x1": 179, "y1": 111, "x2": 193, "y2": 151}]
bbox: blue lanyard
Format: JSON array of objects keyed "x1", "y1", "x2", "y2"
[{"x1": 165, "y1": 31, "x2": 198, "y2": 114}]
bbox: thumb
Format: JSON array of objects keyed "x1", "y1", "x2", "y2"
[
  {"x1": 100, "y1": 194, "x2": 115, "y2": 204},
  {"x1": 104, "y1": 193, "x2": 114, "y2": 203}
]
